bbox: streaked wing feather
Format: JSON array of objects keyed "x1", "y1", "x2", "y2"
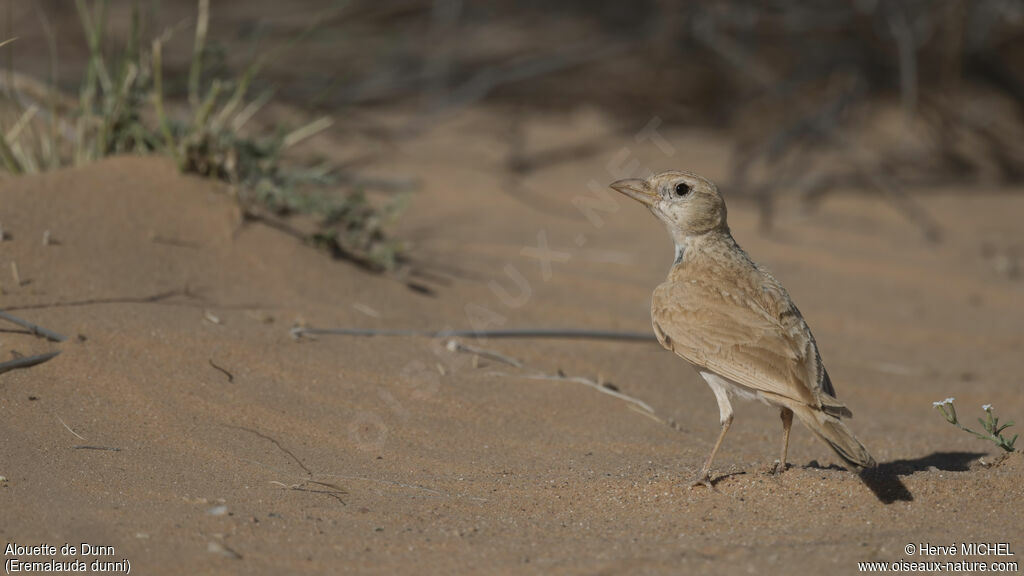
[{"x1": 652, "y1": 277, "x2": 823, "y2": 408}]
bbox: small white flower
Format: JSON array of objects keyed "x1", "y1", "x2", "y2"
[
  {"x1": 982, "y1": 404, "x2": 992, "y2": 411},
  {"x1": 932, "y1": 397, "x2": 954, "y2": 407}
]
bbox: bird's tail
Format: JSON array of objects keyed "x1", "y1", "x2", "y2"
[{"x1": 792, "y1": 405, "x2": 876, "y2": 468}]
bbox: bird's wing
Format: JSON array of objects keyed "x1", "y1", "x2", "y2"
[{"x1": 652, "y1": 272, "x2": 848, "y2": 415}]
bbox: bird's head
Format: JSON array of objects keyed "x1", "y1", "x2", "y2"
[{"x1": 610, "y1": 170, "x2": 727, "y2": 237}]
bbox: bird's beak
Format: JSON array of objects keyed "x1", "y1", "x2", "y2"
[{"x1": 610, "y1": 178, "x2": 657, "y2": 206}]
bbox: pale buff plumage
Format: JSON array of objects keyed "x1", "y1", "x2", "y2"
[{"x1": 611, "y1": 170, "x2": 875, "y2": 487}]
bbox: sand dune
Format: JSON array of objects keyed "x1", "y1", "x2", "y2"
[{"x1": 2, "y1": 112, "x2": 1022, "y2": 574}]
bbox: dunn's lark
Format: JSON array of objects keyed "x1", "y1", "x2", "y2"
[{"x1": 611, "y1": 170, "x2": 875, "y2": 487}]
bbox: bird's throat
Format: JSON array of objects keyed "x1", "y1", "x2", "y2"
[
  {"x1": 673, "y1": 241, "x2": 686, "y2": 265},
  {"x1": 668, "y1": 229, "x2": 737, "y2": 271},
  {"x1": 669, "y1": 227, "x2": 699, "y2": 267}
]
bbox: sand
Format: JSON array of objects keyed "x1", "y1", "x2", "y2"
[{"x1": 1, "y1": 110, "x2": 1022, "y2": 574}]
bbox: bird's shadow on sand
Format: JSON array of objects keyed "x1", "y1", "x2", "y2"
[{"x1": 852, "y1": 451, "x2": 987, "y2": 504}]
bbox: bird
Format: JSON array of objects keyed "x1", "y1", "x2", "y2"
[{"x1": 610, "y1": 170, "x2": 875, "y2": 487}]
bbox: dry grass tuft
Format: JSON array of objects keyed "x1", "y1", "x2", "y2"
[{"x1": 0, "y1": 0, "x2": 404, "y2": 272}]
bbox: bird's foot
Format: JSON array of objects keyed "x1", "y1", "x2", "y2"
[{"x1": 770, "y1": 460, "x2": 789, "y2": 475}]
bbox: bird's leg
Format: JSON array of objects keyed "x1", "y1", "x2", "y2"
[
  {"x1": 692, "y1": 415, "x2": 732, "y2": 488},
  {"x1": 774, "y1": 407, "x2": 793, "y2": 475},
  {"x1": 693, "y1": 372, "x2": 736, "y2": 488}
]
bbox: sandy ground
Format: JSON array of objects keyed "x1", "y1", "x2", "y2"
[{"x1": 2, "y1": 109, "x2": 1023, "y2": 574}]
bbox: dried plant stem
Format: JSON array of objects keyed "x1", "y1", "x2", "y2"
[
  {"x1": 57, "y1": 415, "x2": 86, "y2": 440},
  {"x1": 0, "y1": 351, "x2": 61, "y2": 375},
  {"x1": 5, "y1": 104, "x2": 39, "y2": 142},
  {"x1": 444, "y1": 339, "x2": 523, "y2": 368},
  {"x1": 291, "y1": 327, "x2": 657, "y2": 342},
  {"x1": 439, "y1": 338, "x2": 657, "y2": 416},
  {"x1": 282, "y1": 116, "x2": 334, "y2": 149},
  {"x1": 515, "y1": 371, "x2": 656, "y2": 414},
  {"x1": 0, "y1": 310, "x2": 68, "y2": 342}
]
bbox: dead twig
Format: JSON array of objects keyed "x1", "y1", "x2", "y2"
[
  {"x1": 72, "y1": 445, "x2": 122, "y2": 452},
  {"x1": 437, "y1": 337, "x2": 657, "y2": 416},
  {"x1": 224, "y1": 424, "x2": 312, "y2": 477},
  {"x1": 0, "y1": 350, "x2": 61, "y2": 375},
  {"x1": 291, "y1": 327, "x2": 656, "y2": 342},
  {"x1": 57, "y1": 415, "x2": 86, "y2": 440},
  {"x1": 0, "y1": 310, "x2": 67, "y2": 342},
  {"x1": 317, "y1": 474, "x2": 447, "y2": 497},
  {"x1": 444, "y1": 339, "x2": 523, "y2": 368},
  {"x1": 497, "y1": 370, "x2": 657, "y2": 415},
  {"x1": 2, "y1": 289, "x2": 192, "y2": 311},
  {"x1": 270, "y1": 479, "x2": 347, "y2": 505},
  {"x1": 208, "y1": 359, "x2": 234, "y2": 382}
]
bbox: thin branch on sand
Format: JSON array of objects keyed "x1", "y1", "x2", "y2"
[
  {"x1": 497, "y1": 371, "x2": 657, "y2": 415},
  {"x1": 291, "y1": 326, "x2": 657, "y2": 343},
  {"x1": 297, "y1": 328, "x2": 660, "y2": 417},
  {"x1": 0, "y1": 350, "x2": 61, "y2": 375},
  {"x1": 317, "y1": 474, "x2": 447, "y2": 497},
  {"x1": 3, "y1": 289, "x2": 191, "y2": 311},
  {"x1": 57, "y1": 415, "x2": 86, "y2": 440},
  {"x1": 0, "y1": 310, "x2": 67, "y2": 342},
  {"x1": 444, "y1": 339, "x2": 523, "y2": 368},
  {"x1": 224, "y1": 424, "x2": 312, "y2": 477},
  {"x1": 72, "y1": 445, "x2": 122, "y2": 452},
  {"x1": 208, "y1": 359, "x2": 235, "y2": 382},
  {"x1": 439, "y1": 337, "x2": 658, "y2": 416},
  {"x1": 269, "y1": 479, "x2": 347, "y2": 505}
]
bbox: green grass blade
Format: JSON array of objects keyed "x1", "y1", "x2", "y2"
[
  {"x1": 188, "y1": 0, "x2": 209, "y2": 107},
  {"x1": 0, "y1": 132, "x2": 23, "y2": 173},
  {"x1": 151, "y1": 39, "x2": 179, "y2": 163}
]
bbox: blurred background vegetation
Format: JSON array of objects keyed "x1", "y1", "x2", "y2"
[{"x1": 2, "y1": 0, "x2": 1023, "y2": 254}]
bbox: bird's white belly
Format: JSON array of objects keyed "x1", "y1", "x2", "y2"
[{"x1": 699, "y1": 371, "x2": 773, "y2": 423}]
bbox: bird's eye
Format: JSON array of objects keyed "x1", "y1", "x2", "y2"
[{"x1": 674, "y1": 182, "x2": 691, "y2": 197}]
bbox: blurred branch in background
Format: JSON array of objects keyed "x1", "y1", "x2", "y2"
[
  {"x1": 1, "y1": 0, "x2": 1022, "y2": 243},
  {"x1": 309, "y1": 0, "x2": 1023, "y2": 238},
  {"x1": 682, "y1": 0, "x2": 1024, "y2": 239}
]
